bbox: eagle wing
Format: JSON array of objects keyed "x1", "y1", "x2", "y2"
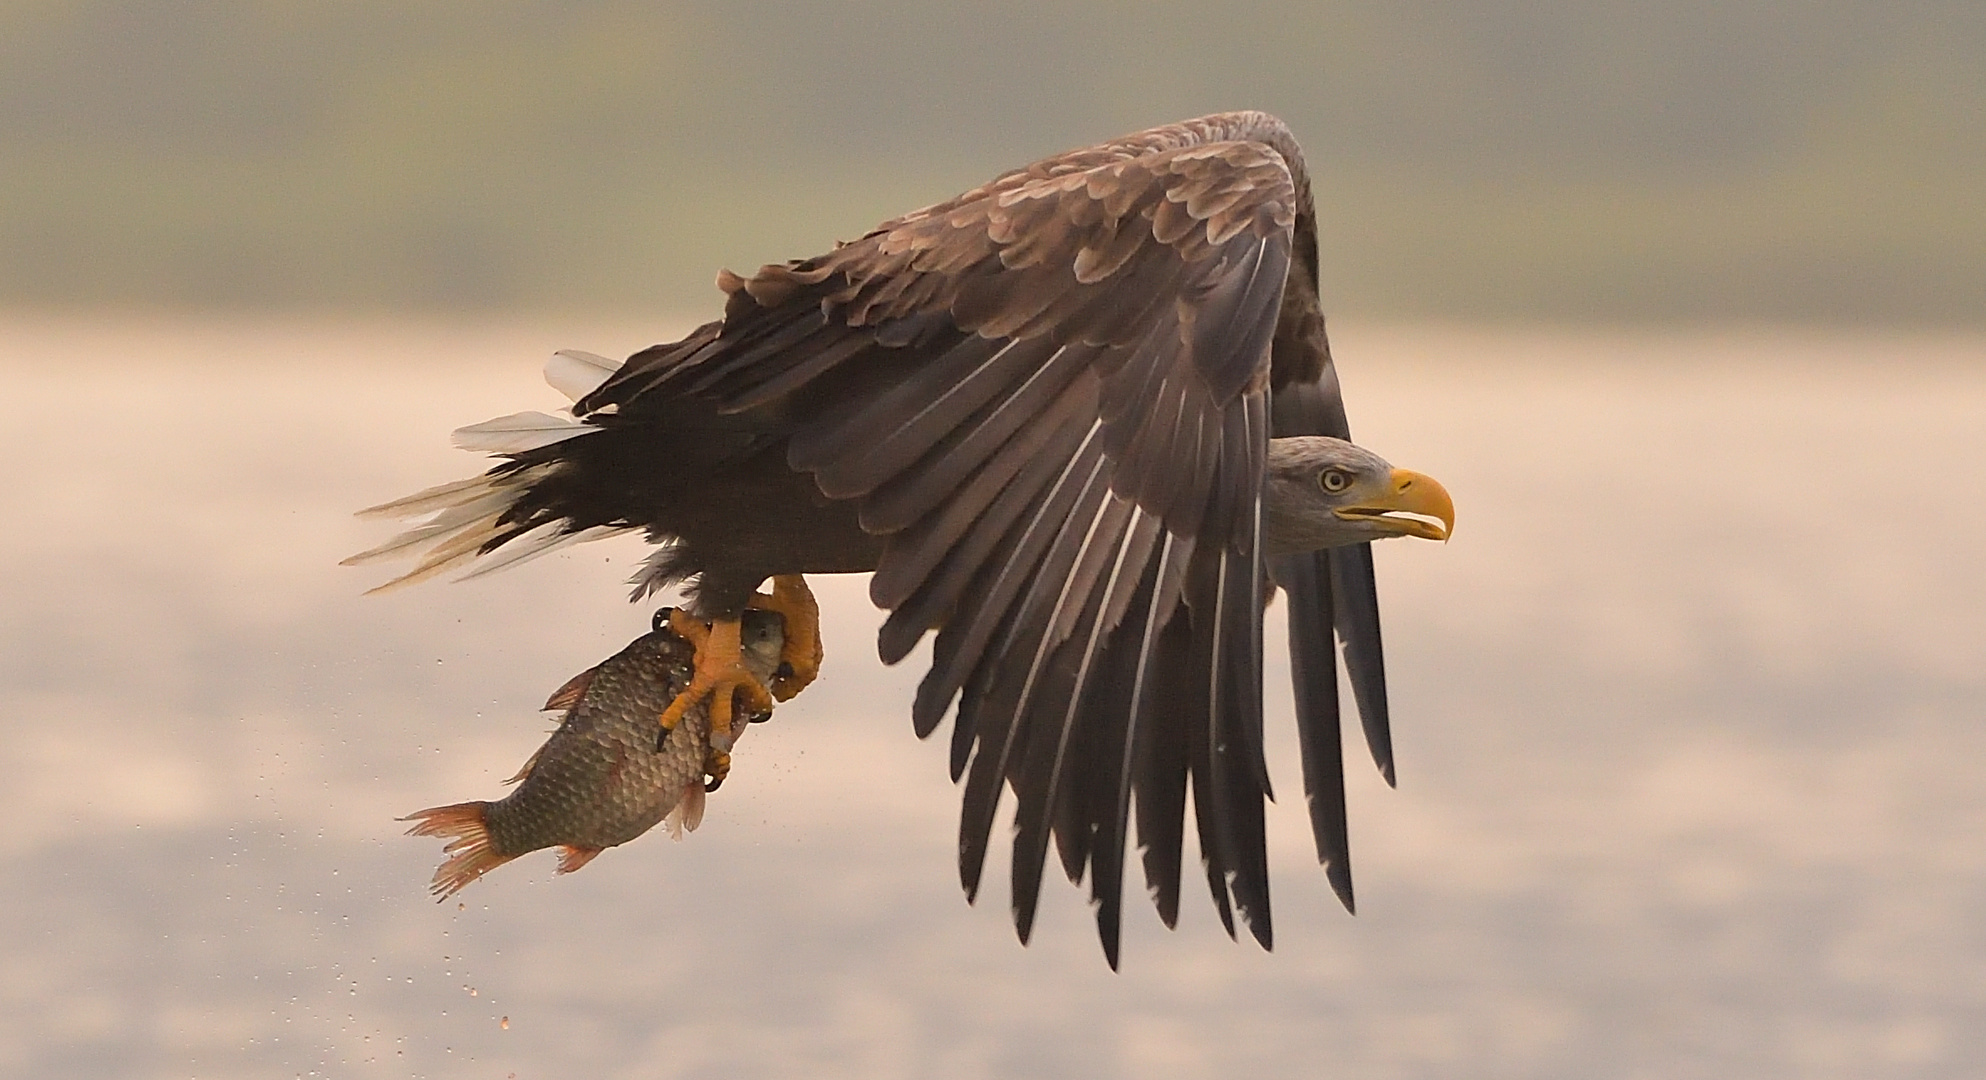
[
  {"x1": 583, "y1": 113, "x2": 1312, "y2": 967},
  {"x1": 1269, "y1": 371, "x2": 1396, "y2": 918}
]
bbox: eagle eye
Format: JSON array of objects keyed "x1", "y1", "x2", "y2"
[{"x1": 1319, "y1": 468, "x2": 1354, "y2": 494}]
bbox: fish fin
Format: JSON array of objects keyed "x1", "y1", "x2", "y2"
[
  {"x1": 555, "y1": 845, "x2": 603, "y2": 874},
  {"x1": 681, "y1": 785, "x2": 706, "y2": 833},
  {"x1": 503, "y1": 745, "x2": 546, "y2": 786},
  {"x1": 664, "y1": 783, "x2": 707, "y2": 840},
  {"x1": 542, "y1": 666, "x2": 597, "y2": 712},
  {"x1": 401, "y1": 802, "x2": 514, "y2": 899}
]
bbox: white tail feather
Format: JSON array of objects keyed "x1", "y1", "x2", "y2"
[
  {"x1": 351, "y1": 464, "x2": 639, "y2": 594},
  {"x1": 354, "y1": 474, "x2": 495, "y2": 520},
  {"x1": 451, "y1": 411, "x2": 591, "y2": 454},
  {"x1": 361, "y1": 538, "x2": 491, "y2": 595},
  {"x1": 348, "y1": 345, "x2": 633, "y2": 592},
  {"x1": 349, "y1": 462, "x2": 549, "y2": 593},
  {"x1": 454, "y1": 522, "x2": 634, "y2": 581},
  {"x1": 544, "y1": 349, "x2": 621, "y2": 402},
  {"x1": 340, "y1": 487, "x2": 521, "y2": 565}
]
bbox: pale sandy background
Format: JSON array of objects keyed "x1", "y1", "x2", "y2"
[{"x1": 2, "y1": 316, "x2": 1980, "y2": 1078}]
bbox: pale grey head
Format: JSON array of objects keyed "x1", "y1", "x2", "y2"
[{"x1": 1262, "y1": 436, "x2": 1454, "y2": 557}]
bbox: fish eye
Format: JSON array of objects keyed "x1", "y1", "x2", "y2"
[{"x1": 1319, "y1": 468, "x2": 1353, "y2": 494}]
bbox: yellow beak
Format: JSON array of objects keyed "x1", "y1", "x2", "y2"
[{"x1": 1333, "y1": 468, "x2": 1455, "y2": 541}]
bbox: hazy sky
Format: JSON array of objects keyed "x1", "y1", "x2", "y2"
[{"x1": 2, "y1": 1, "x2": 1981, "y2": 321}]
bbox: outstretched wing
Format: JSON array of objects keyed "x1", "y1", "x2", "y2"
[
  {"x1": 584, "y1": 112, "x2": 1310, "y2": 966},
  {"x1": 1269, "y1": 369, "x2": 1396, "y2": 918}
]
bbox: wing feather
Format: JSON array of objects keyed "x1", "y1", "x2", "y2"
[
  {"x1": 572, "y1": 112, "x2": 1329, "y2": 960},
  {"x1": 858, "y1": 341, "x2": 1096, "y2": 535},
  {"x1": 1332, "y1": 543, "x2": 1396, "y2": 782},
  {"x1": 1007, "y1": 499, "x2": 1139, "y2": 936},
  {"x1": 874, "y1": 380, "x2": 1100, "y2": 663},
  {"x1": 957, "y1": 448, "x2": 1117, "y2": 903},
  {"x1": 1133, "y1": 584, "x2": 1193, "y2": 930},
  {"x1": 1269, "y1": 365, "x2": 1400, "y2": 916},
  {"x1": 920, "y1": 422, "x2": 1109, "y2": 757}
]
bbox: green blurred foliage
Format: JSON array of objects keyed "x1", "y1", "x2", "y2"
[{"x1": 1, "y1": 0, "x2": 1979, "y2": 321}]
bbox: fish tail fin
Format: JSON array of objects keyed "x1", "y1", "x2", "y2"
[
  {"x1": 554, "y1": 845, "x2": 603, "y2": 874},
  {"x1": 401, "y1": 802, "x2": 514, "y2": 899},
  {"x1": 663, "y1": 783, "x2": 707, "y2": 840}
]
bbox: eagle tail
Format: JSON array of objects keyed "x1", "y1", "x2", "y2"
[
  {"x1": 341, "y1": 349, "x2": 638, "y2": 591},
  {"x1": 342, "y1": 456, "x2": 629, "y2": 592}
]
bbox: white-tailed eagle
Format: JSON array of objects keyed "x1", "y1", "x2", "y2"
[{"x1": 350, "y1": 112, "x2": 1454, "y2": 967}]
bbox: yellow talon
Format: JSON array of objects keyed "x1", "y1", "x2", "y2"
[
  {"x1": 749, "y1": 574, "x2": 823, "y2": 701},
  {"x1": 654, "y1": 577, "x2": 818, "y2": 759},
  {"x1": 656, "y1": 609, "x2": 775, "y2": 744},
  {"x1": 704, "y1": 750, "x2": 731, "y2": 792}
]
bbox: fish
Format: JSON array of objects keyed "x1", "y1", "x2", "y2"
[{"x1": 402, "y1": 606, "x2": 787, "y2": 899}]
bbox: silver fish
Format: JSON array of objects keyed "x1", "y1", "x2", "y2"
[{"x1": 403, "y1": 607, "x2": 785, "y2": 898}]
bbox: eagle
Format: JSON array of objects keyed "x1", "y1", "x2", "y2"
[{"x1": 348, "y1": 112, "x2": 1454, "y2": 968}]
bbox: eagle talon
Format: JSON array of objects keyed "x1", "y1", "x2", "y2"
[
  {"x1": 703, "y1": 750, "x2": 731, "y2": 792},
  {"x1": 749, "y1": 575, "x2": 822, "y2": 701},
  {"x1": 655, "y1": 609, "x2": 776, "y2": 746}
]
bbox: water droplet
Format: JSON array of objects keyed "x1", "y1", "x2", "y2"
[{"x1": 501, "y1": 1017, "x2": 510, "y2": 1030}]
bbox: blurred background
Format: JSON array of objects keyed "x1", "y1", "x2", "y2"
[
  {"x1": 3, "y1": 3, "x2": 1983, "y2": 1079},
  {"x1": 3, "y1": 0, "x2": 1981, "y2": 322}
]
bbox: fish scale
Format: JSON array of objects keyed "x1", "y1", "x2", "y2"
[{"x1": 405, "y1": 607, "x2": 786, "y2": 898}]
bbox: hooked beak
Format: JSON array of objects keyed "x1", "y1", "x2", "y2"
[{"x1": 1333, "y1": 468, "x2": 1455, "y2": 542}]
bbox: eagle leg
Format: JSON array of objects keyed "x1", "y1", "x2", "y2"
[
  {"x1": 656, "y1": 609, "x2": 775, "y2": 751},
  {"x1": 748, "y1": 574, "x2": 823, "y2": 702}
]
